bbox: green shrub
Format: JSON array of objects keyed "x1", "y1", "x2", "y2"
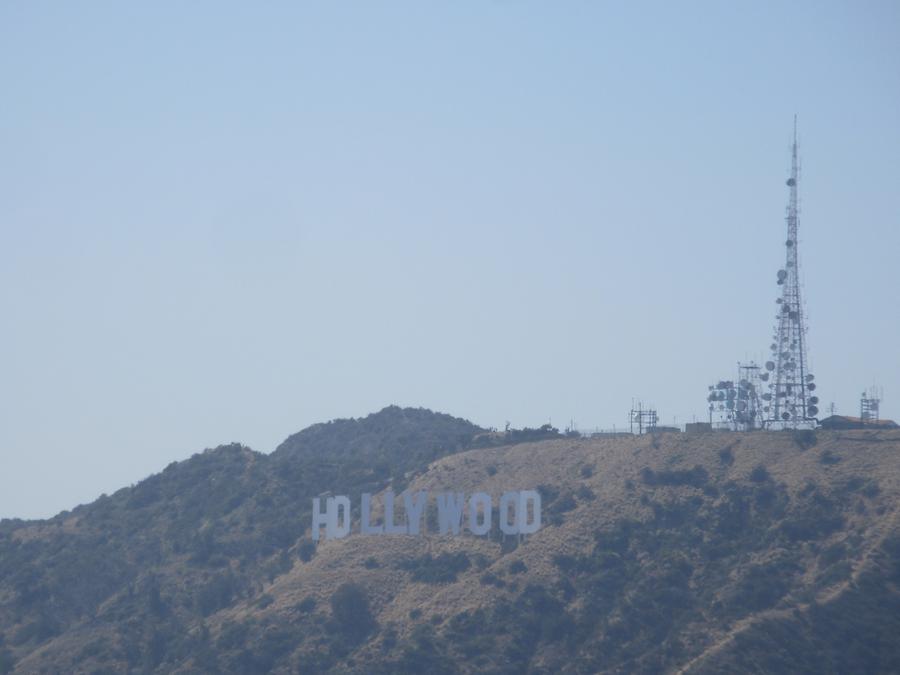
[
  {"x1": 577, "y1": 485, "x2": 596, "y2": 501},
  {"x1": 217, "y1": 620, "x2": 251, "y2": 651},
  {"x1": 793, "y1": 429, "x2": 817, "y2": 450},
  {"x1": 298, "y1": 540, "x2": 316, "y2": 562},
  {"x1": 296, "y1": 596, "x2": 316, "y2": 614},
  {"x1": 399, "y1": 553, "x2": 471, "y2": 584},
  {"x1": 330, "y1": 583, "x2": 376, "y2": 643},
  {"x1": 641, "y1": 465, "x2": 709, "y2": 487},
  {"x1": 0, "y1": 649, "x2": 15, "y2": 675},
  {"x1": 819, "y1": 450, "x2": 841, "y2": 465},
  {"x1": 193, "y1": 571, "x2": 238, "y2": 617},
  {"x1": 749, "y1": 465, "x2": 770, "y2": 483}
]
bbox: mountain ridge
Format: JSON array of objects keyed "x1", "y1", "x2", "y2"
[{"x1": 1, "y1": 410, "x2": 898, "y2": 673}]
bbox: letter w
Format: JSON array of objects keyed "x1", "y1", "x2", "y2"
[{"x1": 436, "y1": 492, "x2": 465, "y2": 535}]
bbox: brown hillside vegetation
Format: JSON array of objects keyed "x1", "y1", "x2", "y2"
[
  {"x1": 2, "y1": 418, "x2": 899, "y2": 673},
  {"x1": 232, "y1": 430, "x2": 900, "y2": 674}
]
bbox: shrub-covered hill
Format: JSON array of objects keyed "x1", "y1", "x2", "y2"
[
  {"x1": 1, "y1": 417, "x2": 900, "y2": 674},
  {"x1": 0, "y1": 406, "x2": 484, "y2": 674},
  {"x1": 272, "y1": 405, "x2": 482, "y2": 463}
]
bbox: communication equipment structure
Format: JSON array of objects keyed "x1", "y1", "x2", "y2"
[{"x1": 765, "y1": 117, "x2": 818, "y2": 429}]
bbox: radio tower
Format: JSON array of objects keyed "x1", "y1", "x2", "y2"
[{"x1": 763, "y1": 117, "x2": 818, "y2": 428}]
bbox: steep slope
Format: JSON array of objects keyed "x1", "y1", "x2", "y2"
[
  {"x1": 189, "y1": 428, "x2": 900, "y2": 674},
  {"x1": 0, "y1": 407, "x2": 483, "y2": 674},
  {"x1": 2, "y1": 419, "x2": 899, "y2": 674}
]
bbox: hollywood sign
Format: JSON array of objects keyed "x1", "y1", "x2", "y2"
[{"x1": 312, "y1": 490, "x2": 541, "y2": 541}]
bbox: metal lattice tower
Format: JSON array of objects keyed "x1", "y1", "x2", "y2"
[
  {"x1": 860, "y1": 387, "x2": 882, "y2": 424},
  {"x1": 763, "y1": 117, "x2": 818, "y2": 428},
  {"x1": 629, "y1": 401, "x2": 658, "y2": 434},
  {"x1": 707, "y1": 362, "x2": 764, "y2": 431}
]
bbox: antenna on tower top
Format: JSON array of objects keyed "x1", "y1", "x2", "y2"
[{"x1": 765, "y1": 118, "x2": 817, "y2": 429}]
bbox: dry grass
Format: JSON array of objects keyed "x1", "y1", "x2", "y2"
[{"x1": 210, "y1": 428, "x2": 900, "y2": 658}]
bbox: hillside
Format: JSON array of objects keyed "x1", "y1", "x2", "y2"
[{"x1": 1, "y1": 412, "x2": 899, "y2": 673}]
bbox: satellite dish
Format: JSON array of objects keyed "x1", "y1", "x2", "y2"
[
  {"x1": 809, "y1": 396, "x2": 819, "y2": 405},
  {"x1": 762, "y1": 393, "x2": 773, "y2": 401},
  {"x1": 763, "y1": 406, "x2": 770, "y2": 412},
  {"x1": 806, "y1": 374, "x2": 815, "y2": 382},
  {"x1": 808, "y1": 405, "x2": 819, "y2": 416},
  {"x1": 807, "y1": 383, "x2": 817, "y2": 391},
  {"x1": 777, "y1": 269, "x2": 788, "y2": 279},
  {"x1": 782, "y1": 412, "x2": 791, "y2": 420},
  {"x1": 760, "y1": 372, "x2": 769, "y2": 381},
  {"x1": 765, "y1": 361, "x2": 775, "y2": 371}
]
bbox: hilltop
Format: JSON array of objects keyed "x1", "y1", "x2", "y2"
[{"x1": 1, "y1": 409, "x2": 899, "y2": 673}]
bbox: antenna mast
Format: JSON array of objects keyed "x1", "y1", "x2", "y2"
[{"x1": 764, "y1": 117, "x2": 818, "y2": 428}]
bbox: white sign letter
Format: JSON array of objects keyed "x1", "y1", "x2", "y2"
[
  {"x1": 328, "y1": 495, "x2": 351, "y2": 539},
  {"x1": 384, "y1": 491, "x2": 408, "y2": 534},
  {"x1": 404, "y1": 491, "x2": 428, "y2": 535},
  {"x1": 499, "y1": 492, "x2": 519, "y2": 535},
  {"x1": 436, "y1": 492, "x2": 466, "y2": 535},
  {"x1": 517, "y1": 490, "x2": 541, "y2": 534},
  {"x1": 361, "y1": 493, "x2": 383, "y2": 535},
  {"x1": 312, "y1": 497, "x2": 329, "y2": 541},
  {"x1": 468, "y1": 492, "x2": 492, "y2": 536}
]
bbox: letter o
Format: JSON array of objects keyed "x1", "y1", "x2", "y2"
[
  {"x1": 469, "y1": 492, "x2": 492, "y2": 535},
  {"x1": 499, "y1": 492, "x2": 519, "y2": 535}
]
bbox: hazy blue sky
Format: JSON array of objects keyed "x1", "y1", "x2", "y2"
[{"x1": 2, "y1": 2, "x2": 898, "y2": 519}]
